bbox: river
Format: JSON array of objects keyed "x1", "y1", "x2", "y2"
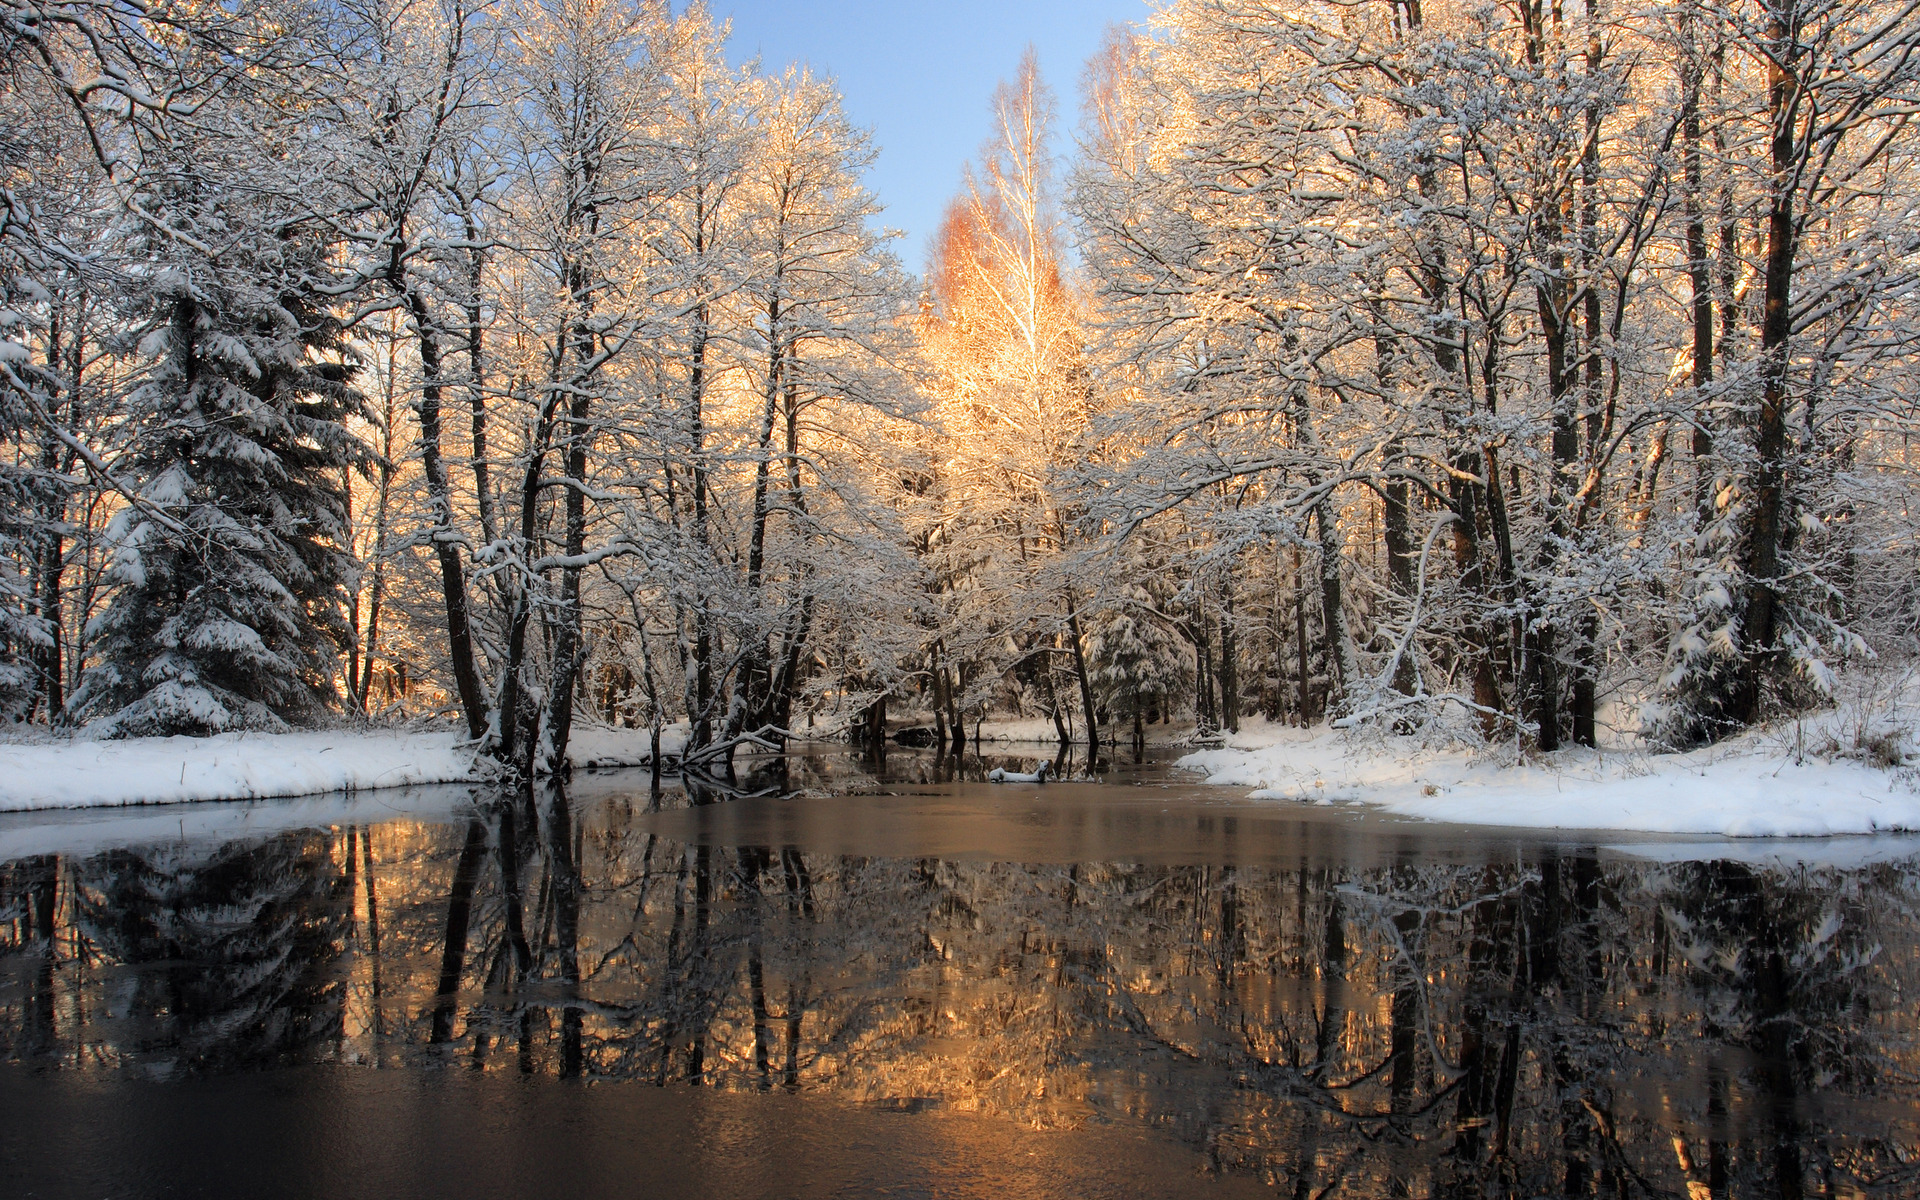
[{"x1": 2, "y1": 746, "x2": 1916, "y2": 1197}]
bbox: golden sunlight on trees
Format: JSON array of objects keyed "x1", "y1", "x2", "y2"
[
  {"x1": 916, "y1": 51, "x2": 1102, "y2": 757},
  {"x1": 5, "y1": 0, "x2": 1920, "y2": 769}
]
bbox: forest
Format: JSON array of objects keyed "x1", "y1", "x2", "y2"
[{"x1": 4, "y1": 0, "x2": 1920, "y2": 777}]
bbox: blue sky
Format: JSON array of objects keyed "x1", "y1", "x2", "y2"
[{"x1": 715, "y1": 0, "x2": 1150, "y2": 272}]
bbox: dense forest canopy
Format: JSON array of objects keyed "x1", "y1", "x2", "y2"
[{"x1": 4, "y1": 0, "x2": 1919, "y2": 774}]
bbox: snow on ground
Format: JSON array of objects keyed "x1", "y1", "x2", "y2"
[
  {"x1": 1600, "y1": 834, "x2": 1920, "y2": 870},
  {"x1": 567, "y1": 722, "x2": 691, "y2": 769},
  {"x1": 0, "y1": 722, "x2": 688, "y2": 811},
  {"x1": 1177, "y1": 717, "x2": 1920, "y2": 837}
]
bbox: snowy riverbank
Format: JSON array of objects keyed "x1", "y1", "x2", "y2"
[
  {"x1": 0, "y1": 723, "x2": 691, "y2": 811},
  {"x1": 1177, "y1": 718, "x2": 1920, "y2": 837}
]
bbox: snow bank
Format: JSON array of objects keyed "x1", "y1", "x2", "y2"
[
  {"x1": 0, "y1": 723, "x2": 689, "y2": 811},
  {"x1": 568, "y1": 722, "x2": 691, "y2": 769},
  {"x1": 0, "y1": 730, "x2": 479, "y2": 811},
  {"x1": 1177, "y1": 720, "x2": 1920, "y2": 837}
]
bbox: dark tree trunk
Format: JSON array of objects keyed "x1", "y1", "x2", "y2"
[
  {"x1": 1218, "y1": 584, "x2": 1240, "y2": 733},
  {"x1": 1741, "y1": 0, "x2": 1802, "y2": 724},
  {"x1": 460, "y1": 201, "x2": 497, "y2": 549},
  {"x1": 1313, "y1": 500, "x2": 1352, "y2": 711},
  {"x1": 1065, "y1": 594, "x2": 1100, "y2": 761},
  {"x1": 1683, "y1": 16, "x2": 1716, "y2": 525},
  {"x1": 404, "y1": 289, "x2": 490, "y2": 742},
  {"x1": 1531, "y1": 267, "x2": 1576, "y2": 753},
  {"x1": 1293, "y1": 547, "x2": 1311, "y2": 726},
  {"x1": 540, "y1": 374, "x2": 590, "y2": 777},
  {"x1": 495, "y1": 378, "x2": 563, "y2": 773}
]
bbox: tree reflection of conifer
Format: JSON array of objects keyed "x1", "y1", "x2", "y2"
[{"x1": 67, "y1": 834, "x2": 352, "y2": 1071}]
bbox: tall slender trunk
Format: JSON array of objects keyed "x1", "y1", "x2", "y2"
[
  {"x1": 34, "y1": 529, "x2": 62, "y2": 721},
  {"x1": 461, "y1": 199, "x2": 497, "y2": 549},
  {"x1": 1683, "y1": 16, "x2": 1716, "y2": 525},
  {"x1": 686, "y1": 190, "x2": 718, "y2": 751},
  {"x1": 1451, "y1": 443, "x2": 1502, "y2": 737},
  {"x1": 356, "y1": 360, "x2": 399, "y2": 711},
  {"x1": 1314, "y1": 499, "x2": 1355, "y2": 711},
  {"x1": 1064, "y1": 592, "x2": 1100, "y2": 760},
  {"x1": 540, "y1": 171, "x2": 603, "y2": 775},
  {"x1": 1293, "y1": 546, "x2": 1311, "y2": 725},
  {"x1": 1570, "y1": 0, "x2": 1606, "y2": 749},
  {"x1": 690, "y1": 343, "x2": 714, "y2": 746},
  {"x1": 32, "y1": 310, "x2": 68, "y2": 721},
  {"x1": 738, "y1": 296, "x2": 783, "y2": 735},
  {"x1": 497, "y1": 349, "x2": 567, "y2": 772},
  {"x1": 1532, "y1": 249, "x2": 1576, "y2": 752},
  {"x1": 1741, "y1": 0, "x2": 1802, "y2": 723},
  {"x1": 1193, "y1": 620, "x2": 1215, "y2": 730},
  {"x1": 1218, "y1": 582, "x2": 1240, "y2": 732},
  {"x1": 1374, "y1": 294, "x2": 1418, "y2": 698},
  {"x1": 930, "y1": 640, "x2": 949, "y2": 749},
  {"x1": 945, "y1": 662, "x2": 964, "y2": 754},
  {"x1": 770, "y1": 369, "x2": 815, "y2": 731},
  {"x1": 404, "y1": 286, "x2": 489, "y2": 740},
  {"x1": 541, "y1": 343, "x2": 591, "y2": 777}
]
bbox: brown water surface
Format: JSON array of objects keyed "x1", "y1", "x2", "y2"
[{"x1": 2, "y1": 746, "x2": 1916, "y2": 1197}]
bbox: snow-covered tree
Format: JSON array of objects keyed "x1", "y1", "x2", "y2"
[
  {"x1": 74, "y1": 114, "x2": 368, "y2": 736},
  {"x1": 919, "y1": 51, "x2": 1101, "y2": 753}
]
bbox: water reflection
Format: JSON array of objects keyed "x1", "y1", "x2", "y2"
[{"x1": 2, "y1": 755, "x2": 1917, "y2": 1197}]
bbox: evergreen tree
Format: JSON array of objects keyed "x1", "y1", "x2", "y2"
[
  {"x1": 1086, "y1": 588, "x2": 1190, "y2": 748},
  {"x1": 73, "y1": 134, "x2": 368, "y2": 736}
]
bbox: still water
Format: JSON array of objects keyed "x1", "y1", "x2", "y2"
[{"x1": 1, "y1": 747, "x2": 1917, "y2": 1198}]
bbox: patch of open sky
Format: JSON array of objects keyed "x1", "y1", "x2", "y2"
[{"x1": 714, "y1": 0, "x2": 1149, "y2": 271}]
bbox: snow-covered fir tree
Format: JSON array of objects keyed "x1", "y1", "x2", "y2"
[{"x1": 73, "y1": 131, "x2": 368, "y2": 736}]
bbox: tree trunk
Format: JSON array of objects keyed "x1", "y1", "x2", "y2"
[
  {"x1": 930, "y1": 641, "x2": 948, "y2": 750},
  {"x1": 737, "y1": 297, "x2": 784, "y2": 737},
  {"x1": 357, "y1": 372, "x2": 398, "y2": 712},
  {"x1": 496, "y1": 360, "x2": 567, "y2": 773},
  {"x1": 1065, "y1": 594, "x2": 1100, "y2": 761},
  {"x1": 34, "y1": 529, "x2": 62, "y2": 722},
  {"x1": 1293, "y1": 546, "x2": 1311, "y2": 726},
  {"x1": 1451, "y1": 446, "x2": 1502, "y2": 738},
  {"x1": 1531, "y1": 247, "x2": 1576, "y2": 753},
  {"x1": 1193, "y1": 624, "x2": 1215, "y2": 731},
  {"x1": 1569, "y1": 4, "x2": 1606, "y2": 750},
  {"x1": 1218, "y1": 584, "x2": 1240, "y2": 733},
  {"x1": 1741, "y1": 0, "x2": 1801, "y2": 723},
  {"x1": 1314, "y1": 499, "x2": 1356, "y2": 713},
  {"x1": 460, "y1": 198, "x2": 498, "y2": 548},
  {"x1": 539, "y1": 345, "x2": 591, "y2": 778},
  {"x1": 1683, "y1": 15, "x2": 1716, "y2": 526},
  {"x1": 688, "y1": 193, "x2": 718, "y2": 752},
  {"x1": 405, "y1": 289, "x2": 490, "y2": 741},
  {"x1": 1373, "y1": 286, "x2": 1418, "y2": 699},
  {"x1": 946, "y1": 662, "x2": 965, "y2": 755}
]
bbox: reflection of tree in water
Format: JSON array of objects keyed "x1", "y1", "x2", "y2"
[
  {"x1": 49, "y1": 834, "x2": 352, "y2": 1070},
  {"x1": 0, "y1": 854, "x2": 62, "y2": 1058},
  {"x1": 4, "y1": 794, "x2": 1919, "y2": 1195},
  {"x1": 1657, "y1": 859, "x2": 1918, "y2": 1199}
]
